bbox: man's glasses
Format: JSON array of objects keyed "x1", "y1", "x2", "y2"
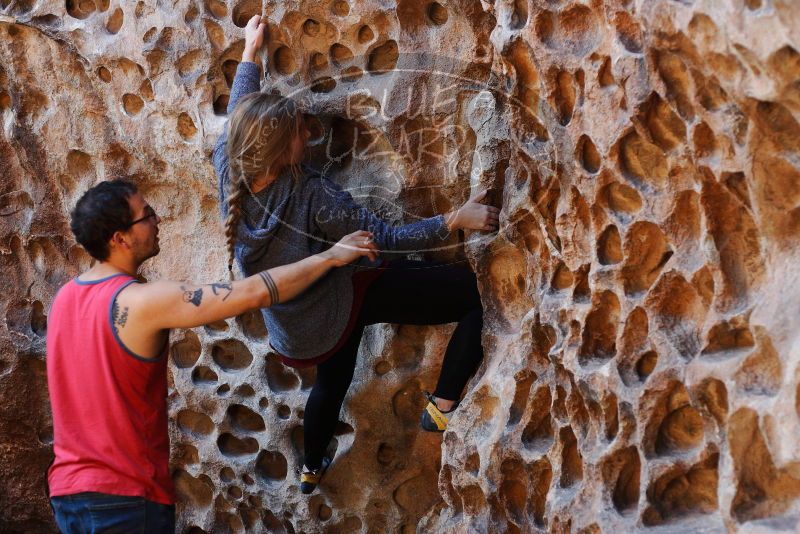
[{"x1": 127, "y1": 207, "x2": 158, "y2": 228}]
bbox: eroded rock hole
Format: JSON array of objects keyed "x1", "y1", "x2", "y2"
[
  {"x1": 211, "y1": 339, "x2": 253, "y2": 371},
  {"x1": 265, "y1": 356, "x2": 299, "y2": 392},
  {"x1": 274, "y1": 46, "x2": 295, "y2": 75},
  {"x1": 618, "y1": 131, "x2": 668, "y2": 188},
  {"x1": 31, "y1": 301, "x2": 47, "y2": 336},
  {"x1": 551, "y1": 262, "x2": 574, "y2": 291},
  {"x1": 601, "y1": 182, "x2": 642, "y2": 216},
  {"x1": 646, "y1": 382, "x2": 704, "y2": 457},
  {"x1": 510, "y1": 0, "x2": 527, "y2": 30},
  {"x1": 621, "y1": 222, "x2": 672, "y2": 295},
  {"x1": 177, "y1": 409, "x2": 215, "y2": 437},
  {"x1": 597, "y1": 225, "x2": 622, "y2": 265},
  {"x1": 331, "y1": 0, "x2": 349, "y2": 16},
  {"x1": 204, "y1": 0, "x2": 227, "y2": 19},
  {"x1": 572, "y1": 263, "x2": 591, "y2": 302},
  {"x1": 234, "y1": 383, "x2": 255, "y2": 397},
  {"x1": 604, "y1": 446, "x2": 641, "y2": 514},
  {"x1": 579, "y1": 290, "x2": 620, "y2": 363},
  {"x1": 174, "y1": 469, "x2": 213, "y2": 508},
  {"x1": 576, "y1": 135, "x2": 600, "y2": 173},
  {"x1": 535, "y1": 5, "x2": 599, "y2": 56},
  {"x1": 635, "y1": 351, "x2": 658, "y2": 381},
  {"x1": 205, "y1": 19, "x2": 226, "y2": 50},
  {"x1": 310, "y1": 76, "x2": 336, "y2": 93},
  {"x1": 255, "y1": 450, "x2": 288, "y2": 483},
  {"x1": 646, "y1": 272, "x2": 704, "y2": 360},
  {"x1": 702, "y1": 319, "x2": 754, "y2": 355},
  {"x1": 213, "y1": 93, "x2": 230, "y2": 115},
  {"x1": 227, "y1": 404, "x2": 265, "y2": 433},
  {"x1": 192, "y1": 365, "x2": 218, "y2": 385},
  {"x1": 66, "y1": 0, "x2": 96, "y2": 20},
  {"x1": 303, "y1": 18, "x2": 320, "y2": 36},
  {"x1": 613, "y1": 11, "x2": 643, "y2": 53},
  {"x1": 217, "y1": 433, "x2": 259, "y2": 457},
  {"x1": 642, "y1": 93, "x2": 686, "y2": 151},
  {"x1": 232, "y1": 0, "x2": 260, "y2": 28},
  {"x1": 734, "y1": 330, "x2": 782, "y2": 396},
  {"x1": 643, "y1": 453, "x2": 719, "y2": 525},
  {"x1": 521, "y1": 386, "x2": 553, "y2": 451},
  {"x1": 122, "y1": 93, "x2": 144, "y2": 116},
  {"x1": 695, "y1": 378, "x2": 728, "y2": 425},
  {"x1": 552, "y1": 70, "x2": 575, "y2": 125},
  {"x1": 357, "y1": 24, "x2": 374, "y2": 43},
  {"x1": 177, "y1": 112, "x2": 198, "y2": 141},
  {"x1": 330, "y1": 43, "x2": 353, "y2": 67},
  {"x1": 425, "y1": 2, "x2": 448, "y2": 25},
  {"x1": 559, "y1": 426, "x2": 583, "y2": 487},
  {"x1": 236, "y1": 309, "x2": 267, "y2": 340},
  {"x1": 367, "y1": 40, "x2": 398, "y2": 73},
  {"x1": 508, "y1": 371, "x2": 535, "y2": 426},
  {"x1": 172, "y1": 330, "x2": 201, "y2": 368},
  {"x1": 105, "y1": 7, "x2": 123, "y2": 34},
  {"x1": 222, "y1": 59, "x2": 239, "y2": 87},
  {"x1": 656, "y1": 51, "x2": 694, "y2": 120}
]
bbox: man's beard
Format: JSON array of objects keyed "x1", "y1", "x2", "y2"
[{"x1": 135, "y1": 241, "x2": 159, "y2": 264}]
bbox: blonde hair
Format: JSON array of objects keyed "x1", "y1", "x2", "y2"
[{"x1": 225, "y1": 92, "x2": 305, "y2": 275}]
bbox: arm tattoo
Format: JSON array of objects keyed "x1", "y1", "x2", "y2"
[
  {"x1": 180, "y1": 285, "x2": 203, "y2": 307},
  {"x1": 258, "y1": 270, "x2": 280, "y2": 305},
  {"x1": 210, "y1": 282, "x2": 233, "y2": 301},
  {"x1": 111, "y1": 300, "x2": 129, "y2": 331}
]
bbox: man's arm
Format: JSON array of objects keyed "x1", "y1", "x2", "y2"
[{"x1": 122, "y1": 230, "x2": 377, "y2": 332}]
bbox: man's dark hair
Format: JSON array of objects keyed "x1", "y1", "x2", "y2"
[{"x1": 70, "y1": 180, "x2": 138, "y2": 261}]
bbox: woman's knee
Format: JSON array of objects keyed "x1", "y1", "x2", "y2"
[
  {"x1": 458, "y1": 270, "x2": 482, "y2": 311},
  {"x1": 310, "y1": 370, "x2": 354, "y2": 402}
]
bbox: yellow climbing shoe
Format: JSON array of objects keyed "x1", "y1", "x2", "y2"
[
  {"x1": 421, "y1": 391, "x2": 457, "y2": 433},
  {"x1": 300, "y1": 456, "x2": 331, "y2": 495}
]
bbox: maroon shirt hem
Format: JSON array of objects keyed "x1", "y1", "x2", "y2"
[{"x1": 277, "y1": 262, "x2": 387, "y2": 369}]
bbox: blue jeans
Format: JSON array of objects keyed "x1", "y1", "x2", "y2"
[{"x1": 50, "y1": 492, "x2": 174, "y2": 534}]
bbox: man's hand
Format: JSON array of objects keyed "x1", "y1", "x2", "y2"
[
  {"x1": 319, "y1": 230, "x2": 379, "y2": 266},
  {"x1": 445, "y1": 189, "x2": 500, "y2": 232},
  {"x1": 242, "y1": 15, "x2": 267, "y2": 63}
]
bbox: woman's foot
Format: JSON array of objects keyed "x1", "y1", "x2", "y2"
[
  {"x1": 300, "y1": 456, "x2": 331, "y2": 494},
  {"x1": 420, "y1": 392, "x2": 458, "y2": 432}
]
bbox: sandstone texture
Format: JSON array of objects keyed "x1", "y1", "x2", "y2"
[{"x1": 1, "y1": 0, "x2": 800, "y2": 532}]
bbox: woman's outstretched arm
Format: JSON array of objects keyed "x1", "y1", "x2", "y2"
[
  {"x1": 309, "y1": 177, "x2": 500, "y2": 255},
  {"x1": 227, "y1": 15, "x2": 266, "y2": 114},
  {"x1": 212, "y1": 16, "x2": 267, "y2": 189}
]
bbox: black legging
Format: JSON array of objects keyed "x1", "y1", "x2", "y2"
[{"x1": 303, "y1": 259, "x2": 484, "y2": 469}]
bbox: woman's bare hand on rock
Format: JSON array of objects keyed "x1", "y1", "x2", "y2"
[
  {"x1": 242, "y1": 15, "x2": 267, "y2": 62},
  {"x1": 446, "y1": 190, "x2": 501, "y2": 232}
]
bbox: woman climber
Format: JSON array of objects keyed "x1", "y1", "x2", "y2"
[{"x1": 213, "y1": 15, "x2": 500, "y2": 494}]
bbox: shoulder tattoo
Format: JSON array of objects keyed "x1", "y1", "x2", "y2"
[{"x1": 112, "y1": 300, "x2": 129, "y2": 331}]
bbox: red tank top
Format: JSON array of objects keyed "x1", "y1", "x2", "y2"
[{"x1": 46, "y1": 273, "x2": 175, "y2": 504}]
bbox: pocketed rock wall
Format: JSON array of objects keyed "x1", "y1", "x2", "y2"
[{"x1": 1, "y1": 0, "x2": 799, "y2": 532}]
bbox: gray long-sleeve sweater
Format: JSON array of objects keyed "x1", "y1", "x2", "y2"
[{"x1": 212, "y1": 62, "x2": 452, "y2": 360}]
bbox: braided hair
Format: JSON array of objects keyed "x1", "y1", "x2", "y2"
[{"x1": 224, "y1": 92, "x2": 305, "y2": 277}]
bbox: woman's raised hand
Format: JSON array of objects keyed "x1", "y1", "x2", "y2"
[
  {"x1": 243, "y1": 15, "x2": 267, "y2": 62},
  {"x1": 319, "y1": 230, "x2": 379, "y2": 267},
  {"x1": 446, "y1": 189, "x2": 501, "y2": 232}
]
